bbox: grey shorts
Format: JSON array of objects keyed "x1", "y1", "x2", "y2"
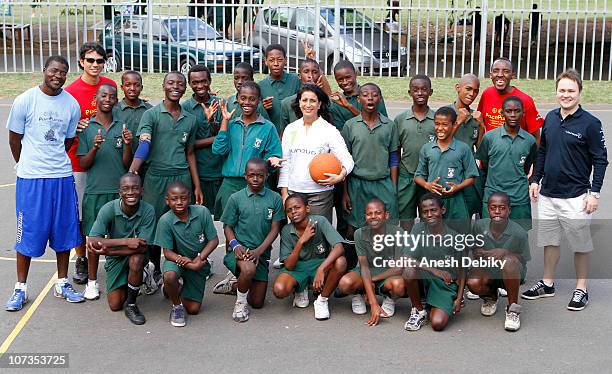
[
  {"x1": 536, "y1": 193, "x2": 593, "y2": 253},
  {"x1": 289, "y1": 189, "x2": 334, "y2": 224}
]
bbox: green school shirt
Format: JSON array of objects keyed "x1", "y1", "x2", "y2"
[
  {"x1": 415, "y1": 138, "x2": 479, "y2": 188},
  {"x1": 475, "y1": 126, "x2": 537, "y2": 206},
  {"x1": 211, "y1": 115, "x2": 282, "y2": 177},
  {"x1": 279, "y1": 215, "x2": 343, "y2": 261},
  {"x1": 280, "y1": 93, "x2": 299, "y2": 132},
  {"x1": 136, "y1": 101, "x2": 197, "y2": 176},
  {"x1": 77, "y1": 117, "x2": 127, "y2": 194},
  {"x1": 330, "y1": 89, "x2": 388, "y2": 131},
  {"x1": 395, "y1": 107, "x2": 436, "y2": 175},
  {"x1": 154, "y1": 205, "x2": 218, "y2": 259},
  {"x1": 410, "y1": 222, "x2": 462, "y2": 278},
  {"x1": 182, "y1": 95, "x2": 224, "y2": 180},
  {"x1": 89, "y1": 199, "x2": 156, "y2": 243},
  {"x1": 341, "y1": 114, "x2": 399, "y2": 180},
  {"x1": 112, "y1": 99, "x2": 152, "y2": 134},
  {"x1": 258, "y1": 72, "x2": 301, "y2": 132},
  {"x1": 226, "y1": 93, "x2": 270, "y2": 122},
  {"x1": 446, "y1": 103, "x2": 481, "y2": 151},
  {"x1": 354, "y1": 223, "x2": 407, "y2": 276},
  {"x1": 220, "y1": 187, "x2": 284, "y2": 260}
]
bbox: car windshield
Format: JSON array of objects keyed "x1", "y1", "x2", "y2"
[
  {"x1": 320, "y1": 8, "x2": 373, "y2": 29},
  {"x1": 163, "y1": 18, "x2": 220, "y2": 41}
]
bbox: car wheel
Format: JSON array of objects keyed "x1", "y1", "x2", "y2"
[
  {"x1": 179, "y1": 58, "x2": 196, "y2": 76},
  {"x1": 104, "y1": 51, "x2": 122, "y2": 73}
]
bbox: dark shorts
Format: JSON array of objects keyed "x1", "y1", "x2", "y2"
[
  {"x1": 15, "y1": 176, "x2": 81, "y2": 258},
  {"x1": 350, "y1": 267, "x2": 403, "y2": 295},
  {"x1": 347, "y1": 176, "x2": 398, "y2": 228},
  {"x1": 82, "y1": 192, "x2": 119, "y2": 236},
  {"x1": 419, "y1": 271, "x2": 458, "y2": 316},
  {"x1": 163, "y1": 260, "x2": 211, "y2": 303},
  {"x1": 143, "y1": 171, "x2": 192, "y2": 220},
  {"x1": 223, "y1": 251, "x2": 270, "y2": 282},
  {"x1": 214, "y1": 177, "x2": 246, "y2": 220},
  {"x1": 279, "y1": 258, "x2": 325, "y2": 292},
  {"x1": 200, "y1": 178, "x2": 223, "y2": 212},
  {"x1": 398, "y1": 172, "x2": 425, "y2": 220}
]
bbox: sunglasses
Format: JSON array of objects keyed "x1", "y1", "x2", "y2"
[{"x1": 84, "y1": 58, "x2": 106, "y2": 64}]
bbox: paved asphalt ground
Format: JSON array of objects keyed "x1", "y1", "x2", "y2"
[{"x1": 0, "y1": 98, "x2": 611, "y2": 373}]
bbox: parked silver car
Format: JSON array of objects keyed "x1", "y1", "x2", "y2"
[{"x1": 251, "y1": 6, "x2": 408, "y2": 75}]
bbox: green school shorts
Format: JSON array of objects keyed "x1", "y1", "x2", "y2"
[
  {"x1": 83, "y1": 192, "x2": 119, "y2": 236},
  {"x1": 420, "y1": 271, "x2": 459, "y2": 317},
  {"x1": 350, "y1": 267, "x2": 402, "y2": 296},
  {"x1": 279, "y1": 258, "x2": 325, "y2": 292},
  {"x1": 398, "y1": 172, "x2": 425, "y2": 220},
  {"x1": 347, "y1": 176, "x2": 398, "y2": 228},
  {"x1": 223, "y1": 251, "x2": 270, "y2": 282},
  {"x1": 143, "y1": 172, "x2": 192, "y2": 220},
  {"x1": 162, "y1": 260, "x2": 211, "y2": 303},
  {"x1": 213, "y1": 177, "x2": 247, "y2": 220},
  {"x1": 104, "y1": 252, "x2": 149, "y2": 293},
  {"x1": 200, "y1": 178, "x2": 223, "y2": 212}
]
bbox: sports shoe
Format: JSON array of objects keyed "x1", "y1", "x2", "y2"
[
  {"x1": 292, "y1": 289, "x2": 309, "y2": 308},
  {"x1": 521, "y1": 280, "x2": 555, "y2": 300},
  {"x1": 481, "y1": 297, "x2": 498, "y2": 316},
  {"x1": 170, "y1": 304, "x2": 186, "y2": 327},
  {"x1": 404, "y1": 307, "x2": 428, "y2": 331},
  {"x1": 5, "y1": 288, "x2": 28, "y2": 311},
  {"x1": 498, "y1": 288, "x2": 508, "y2": 297},
  {"x1": 124, "y1": 303, "x2": 146, "y2": 325},
  {"x1": 84, "y1": 281, "x2": 100, "y2": 300},
  {"x1": 504, "y1": 303, "x2": 521, "y2": 331},
  {"x1": 465, "y1": 289, "x2": 480, "y2": 300},
  {"x1": 141, "y1": 262, "x2": 158, "y2": 295},
  {"x1": 213, "y1": 271, "x2": 237, "y2": 295},
  {"x1": 73, "y1": 256, "x2": 88, "y2": 285},
  {"x1": 351, "y1": 294, "x2": 367, "y2": 315},
  {"x1": 567, "y1": 289, "x2": 589, "y2": 311},
  {"x1": 381, "y1": 296, "x2": 395, "y2": 317},
  {"x1": 232, "y1": 301, "x2": 250, "y2": 322},
  {"x1": 313, "y1": 297, "x2": 330, "y2": 320},
  {"x1": 153, "y1": 269, "x2": 163, "y2": 288},
  {"x1": 272, "y1": 258, "x2": 284, "y2": 269},
  {"x1": 53, "y1": 282, "x2": 85, "y2": 303}
]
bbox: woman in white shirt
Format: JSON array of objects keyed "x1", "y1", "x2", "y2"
[{"x1": 278, "y1": 84, "x2": 354, "y2": 223}]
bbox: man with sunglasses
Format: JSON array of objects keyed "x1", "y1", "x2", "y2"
[{"x1": 65, "y1": 42, "x2": 117, "y2": 286}]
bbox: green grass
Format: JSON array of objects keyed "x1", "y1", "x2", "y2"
[{"x1": 0, "y1": 72, "x2": 610, "y2": 104}]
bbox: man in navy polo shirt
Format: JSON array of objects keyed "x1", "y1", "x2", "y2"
[{"x1": 522, "y1": 69, "x2": 608, "y2": 311}]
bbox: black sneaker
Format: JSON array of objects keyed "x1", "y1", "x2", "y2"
[
  {"x1": 73, "y1": 256, "x2": 88, "y2": 285},
  {"x1": 521, "y1": 280, "x2": 555, "y2": 300},
  {"x1": 124, "y1": 303, "x2": 146, "y2": 325},
  {"x1": 567, "y1": 289, "x2": 588, "y2": 311}
]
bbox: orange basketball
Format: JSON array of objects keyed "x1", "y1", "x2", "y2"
[{"x1": 309, "y1": 153, "x2": 342, "y2": 183}]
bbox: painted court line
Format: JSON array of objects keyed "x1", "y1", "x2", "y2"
[
  {"x1": 0, "y1": 250, "x2": 76, "y2": 354},
  {"x1": 0, "y1": 256, "x2": 105, "y2": 263},
  {"x1": 0, "y1": 183, "x2": 16, "y2": 188}
]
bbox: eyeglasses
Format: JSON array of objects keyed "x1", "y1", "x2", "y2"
[{"x1": 84, "y1": 58, "x2": 106, "y2": 64}]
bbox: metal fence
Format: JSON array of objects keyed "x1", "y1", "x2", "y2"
[{"x1": 1, "y1": 0, "x2": 610, "y2": 80}]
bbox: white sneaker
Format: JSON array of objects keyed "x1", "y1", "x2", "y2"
[
  {"x1": 272, "y1": 258, "x2": 283, "y2": 269},
  {"x1": 465, "y1": 289, "x2": 480, "y2": 300},
  {"x1": 504, "y1": 303, "x2": 521, "y2": 331},
  {"x1": 481, "y1": 297, "x2": 499, "y2": 316},
  {"x1": 381, "y1": 296, "x2": 395, "y2": 317},
  {"x1": 292, "y1": 289, "x2": 309, "y2": 308},
  {"x1": 84, "y1": 281, "x2": 100, "y2": 300},
  {"x1": 313, "y1": 297, "x2": 330, "y2": 320},
  {"x1": 404, "y1": 307, "x2": 428, "y2": 331},
  {"x1": 232, "y1": 300, "x2": 250, "y2": 322},
  {"x1": 498, "y1": 288, "x2": 508, "y2": 297},
  {"x1": 351, "y1": 294, "x2": 367, "y2": 315},
  {"x1": 213, "y1": 271, "x2": 237, "y2": 295},
  {"x1": 141, "y1": 262, "x2": 159, "y2": 295}
]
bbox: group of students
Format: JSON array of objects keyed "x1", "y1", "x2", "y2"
[{"x1": 6, "y1": 41, "x2": 606, "y2": 334}]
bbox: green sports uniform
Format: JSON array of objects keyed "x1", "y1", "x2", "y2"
[
  {"x1": 279, "y1": 93, "x2": 299, "y2": 132},
  {"x1": 475, "y1": 126, "x2": 537, "y2": 230},
  {"x1": 410, "y1": 222, "x2": 462, "y2": 316},
  {"x1": 155, "y1": 205, "x2": 218, "y2": 303},
  {"x1": 211, "y1": 115, "x2": 282, "y2": 219},
  {"x1": 137, "y1": 101, "x2": 197, "y2": 219},
  {"x1": 415, "y1": 138, "x2": 479, "y2": 232},
  {"x1": 352, "y1": 223, "x2": 407, "y2": 294},
  {"x1": 395, "y1": 108, "x2": 435, "y2": 219},
  {"x1": 279, "y1": 215, "x2": 343, "y2": 292},
  {"x1": 226, "y1": 93, "x2": 270, "y2": 122},
  {"x1": 258, "y1": 72, "x2": 301, "y2": 133},
  {"x1": 113, "y1": 99, "x2": 153, "y2": 179},
  {"x1": 182, "y1": 95, "x2": 224, "y2": 211},
  {"x1": 471, "y1": 218, "x2": 531, "y2": 284},
  {"x1": 89, "y1": 199, "x2": 156, "y2": 293},
  {"x1": 221, "y1": 187, "x2": 284, "y2": 282},
  {"x1": 341, "y1": 114, "x2": 399, "y2": 228},
  {"x1": 446, "y1": 103, "x2": 484, "y2": 217},
  {"x1": 329, "y1": 88, "x2": 388, "y2": 131},
  {"x1": 77, "y1": 116, "x2": 127, "y2": 235}
]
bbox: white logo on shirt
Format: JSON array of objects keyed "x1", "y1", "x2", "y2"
[
  {"x1": 518, "y1": 155, "x2": 526, "y2": 166},
  {"x1": 428, "y1": 135, "x2": 436, "y2": 142},
  {"x1": 254, "y1": 138, "x2": 262, "y2": 149},
  {"x1": 316, "y1": 243, "x2": 326, "y2": 254},
  {"x1": 115, "y1": 137, "x2": 123, "y2": 148},
  {"x1": 198, "y1": 233, "x2": 205, "y2": 243},
  {"x1": 472, "y1": 128, "x2": 479, "y2": 138},
  {"x1": 447, "y1": 168, "x2": 456, "y2": 178},
  {"x1": 565, "y1": 130, "x2": 582, "y2": 139},
  {"x1": 267, "y1": 208, "x2": 273, "y2": 219},
  {"x1": 181, "y1": 132, "x2": 188, "y2": 143}
]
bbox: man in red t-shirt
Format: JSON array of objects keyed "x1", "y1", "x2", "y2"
[
  {"x1": 64, "y1": 42, "x2": 117, "y2": 286},
  {"x1": 477, "y1": 57, "x2": 543, "y2": 144}
]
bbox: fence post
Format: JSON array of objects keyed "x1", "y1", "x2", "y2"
[
  {"x1": 147, "y1": 0, "x2": 154, "y2": 73},
  {"x1": 478, "y1": 1, "x2": 488, "y2": 78},
  {"x1": 314, "y1": 0, "x2": 320, "y2": 61},
  {"x1": 333, "y1": 0, "x2": 340, "y2": 66}
]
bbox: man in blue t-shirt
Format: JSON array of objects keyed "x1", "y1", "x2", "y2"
[{"x1": 5, "y1": 56, "x2": 85, "y2": 312}]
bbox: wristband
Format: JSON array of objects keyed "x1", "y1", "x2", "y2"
[{"x1": 229, "y1": 239, "x2": 240, "y2": 251}]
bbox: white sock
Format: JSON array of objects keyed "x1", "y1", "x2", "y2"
[
  {"x1": 15, "y1": 282, "x2": 27, "y2": 291},
  {"x1": 237, "y1": 290, "x2": 248, "y2": 303},
  {"x1": 317, "y1": 295, "x2": 328, "y2": 302},
  {"x1": 56, "y1": 277, "x2": 68, "y2": 287},
  {"x1": 88, "y1": 280, "x2": 98, "y2": 288},
  {"x1": 543, "y1": 280, "x2": 554, "y2": 287}
]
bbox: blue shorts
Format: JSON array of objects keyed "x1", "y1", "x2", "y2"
[{"x1": 15, "y1": 176, "x2": 81, "y2": 258}]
